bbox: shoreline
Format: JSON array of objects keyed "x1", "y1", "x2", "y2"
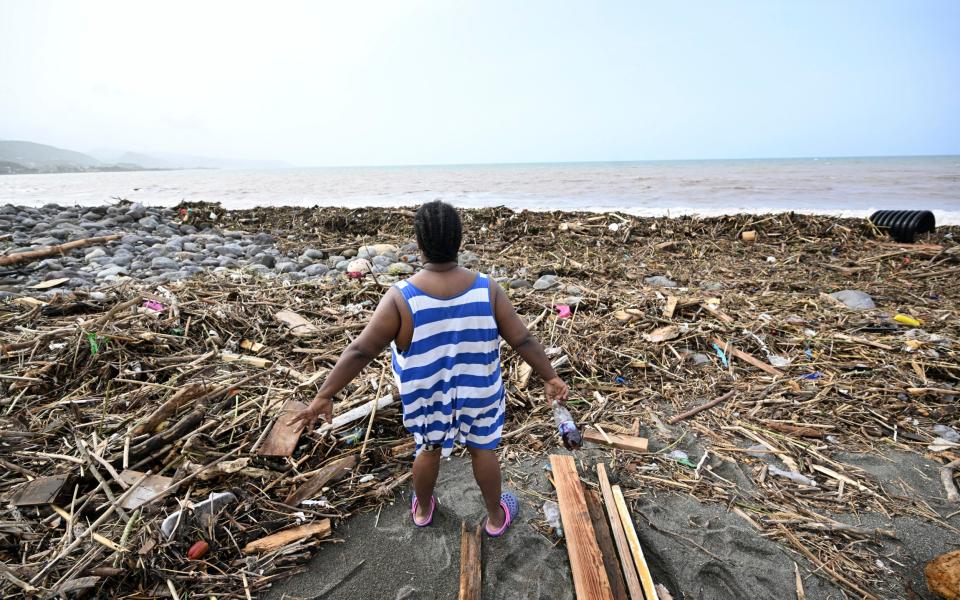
[{"x1": 1, "y1": 201, "x2": 957, "y2": 297}]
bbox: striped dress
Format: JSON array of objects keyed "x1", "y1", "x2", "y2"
[{"x1": 391, "y1": 273, "x2": 505, "y2": 457}]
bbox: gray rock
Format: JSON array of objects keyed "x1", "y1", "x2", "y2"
[
  {"x1": 327, "y1": 255, "x2": 346, "y2": 268},
  {"x1": 533, "y1": 274, "x2": 559, "y2": 290},
  {"x1": 254, "y1": 254, "x2": 277, "y2": 269},
  {"x1": 219, "y1": 257, "x2": 239, "y2": 268},
  {"x1": 182, "y1": 242, "x2": 200, "y2": 253},
  {"x1": 275, "y1": 261, "x2": 298, "y2": 274},
  {"x1": 565, "y1": 285, "x2": 583, "y2": 295},
  {"x1": 138, "y1": 216, "x2": 161, "y2": 230},
  {"x1": 200, "y1": 258, "x2": 220, "y2": 267},
  {"x1": 179, "y1": 225, "x2": 198, "y2": 235},
  {"x1": 690, "y1": 352, "x2": 711, "y2": 365},
  {"x1": 372, "y1": 255, "x2": 393, "y2": 268},
  {"x1": 223, "y1": 230, "x2": 245, "y2": 239},
  {"x1": 96, "y1": 265, "x2": 127, "y2": 279},
  {"x1": 88, "y1": 256, "x2": 113, "y2": 266},
  {"x1": 829, "y1": 290, "x2": 875, "y2": 310},
  {"x1": 645, "y1": 275, "x2": 678, "y2": 288},
  {"x1": 335, "y1": 260, "x2": 351, "y2": 271},
  {"x1": 127, "y1": 203, "x2": 147, "y2": 219},
  {"x1": 400, "y1": 242, "x2": 418, "y2": 253},
  {"x1": 303, "y1": 249, "x2": 325, "y2": 260},
  {"x1": 303, "y1": 263, "x2": 329, "y2": 277},
  {"x1": 213, "y1": 244, "x2": 244, "y2": 257},
  {"x1": 83, "y1": 246, "x2": 107, "y2": 262},
  {"x1": 37, "y1": 258, "x2": 63, "y2": 270},
  {"x1": 154, "y1": 225, "x2": 177, "y2": 237},
  {"x1": 151, "y1": 257, "x2": 179, "y2": 270},
  {"x1": 509, "y1": 279, "x2": 532, "y2": 289},
  {"x1": 700, "y1": 281, "x2": 725, "y2": 291},
  {"x1": 342, "y1": 248, "x2": 358, "y2": 258},
  {"x1": 244, "y1": 263, "x2": 272, "y2": 275},
  {"x1": 253, "y1": 233, "x2": 275, "y2": 245},
  {"x1": 110, "y1": 254, "x2": 132, "y2": 267},
  {"x1": 357, "y1": 246, "x2": 377, "y2": 260},
  {"x1": 458, "y1": 251, "x2": 480, "y2": 268},
  {"x1": 388, "y1": 262, "x2": 415, "y2": 275}
]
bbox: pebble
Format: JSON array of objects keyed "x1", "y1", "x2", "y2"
[
  {"x1": 254, "y1": 254, "x2": 277, "y2": 269},
  {"x1": 533, "y1": 275, "x2": 559, "y2": 290},
  {"x1": 303, "y1": 264, "x2": 330, "y2": 277},
  {"x1": 388, "y1": 262, "x2": 415, "y2": 275},
  {"x1": 275, "y1": 261, "x2": 298, "y2": 274},
  {"x1": 645, "y1": 275, "x2": 678, "y2": 288},
  {"x1": 303, "y1": 248, "x2": 325, "y2": 260},
  {"x1": 509, "y1": 279, "x2": 532, "y2": 289},
  {"x1": 151, "y1": 257, "x2": 179, "y2": 270},
  {"x1": 347, "y1": 258, "x2": 373, "y2": 273}
]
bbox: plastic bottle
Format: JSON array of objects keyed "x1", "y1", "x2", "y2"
[{"x1": 552, "y1": 401, "x2": 582, "y2": 450}]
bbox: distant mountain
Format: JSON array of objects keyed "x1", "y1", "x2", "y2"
[
  {"x1": 0, "y1": 140, "x2": 104, "y2": 172},
  {"x1": 90, "y1": 148, "x2": 291, "y2": 170}
]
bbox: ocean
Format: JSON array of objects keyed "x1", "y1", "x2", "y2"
[{"x1": 1, "y1": 155, "x2": 958, "y2": 224}]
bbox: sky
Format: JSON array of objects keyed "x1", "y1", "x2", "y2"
[{"x1": 1, "y1": 0, "x2": 958, "y2": 167}]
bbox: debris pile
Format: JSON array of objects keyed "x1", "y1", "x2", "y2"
[{"x1": 1, "y1": 205, "x2": 958, "y2": 598}]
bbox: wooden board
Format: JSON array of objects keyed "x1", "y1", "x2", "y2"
[
  {"x1": 11, "y1": 475, "x2": 70, "y2": 506},
  {"x1": 712, "y1": 338, "x2": 783, "y2": 378},
  {"x1": 583, "y1": 428, "x2": 649, "y2": 453},
  {"x1": 597, "y1": 464, "x2": 645, "y2": 600},
  {"x1": 284, "y1": 455, "x2": 358, "y2": 505},
  {"x1": 117, "y1": 470, "x2": 174, "y2": 509},
  {"x1": 612, "y1": 485, "x2": 659, "y2": 600},
  {"x1": 257, "y1": 399, "x2": 308, "y2": 457},
  {"x1": 662, "y1": 296, "x2": 678, "y2": 319},
  {"x1": 274, "y1": 310, "x2": 320, "y2": 337},
  {"x1": 549, "y1": 454, "x2": 615, "y2": 600},
  {"x1": 242, "y1": 520, "x2": 331, "y2": 553},
  {"x1": 458, "y1": 521, "x2": 482, "y2": 600},
  {"x1": 585, "y1": 489, "x2": 629, "y2": 600}
]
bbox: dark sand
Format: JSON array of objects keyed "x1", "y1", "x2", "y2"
[{"x1": 264, "y1": 442, "x2": 958, "y2": 600}]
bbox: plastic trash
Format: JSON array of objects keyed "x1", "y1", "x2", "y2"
[
  {"x1": 666, "y1": 450, "x2": 697, "y2": 468},
  {"x1": 829, "y1": 290, "x2": 876, "y2": 310},
  {"x1": 554, "y1": 304, "x2": 572, "y2": 319},
  {"x1": 893, "y1": 314, "x2": 922, "y2": 327},
  {"x1": 552, "y1": 401, "x2": 582, "y2": 450},
  {"x1": 143, "y1": 300, "x2": 164, "y2": 312},
  {"x1": 161, "y1": 491, "x2": 237, "y2": 539},
  {"x1": 933, "y1": 425, "x2": 960, "y2": 443},
  {"x1": 543, "y1": 500, "x2": 562, "y2": 536},
  {"x1": 869, "y1": 210, "x2": 936, "y2": 243},
  {"x1": 769, "y1": 465, "x2": 817, "y2": 487},
  {"x1": 712, "y1": 343, "x2": 729, "y2": 367}
]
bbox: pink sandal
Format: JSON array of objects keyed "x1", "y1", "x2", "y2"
[
  {"x1": 411, "y1": 493, "x2": 437, "y2": 527},
  {"x1": 484, "y1": 492, "x2": 519, "y2": 537}
]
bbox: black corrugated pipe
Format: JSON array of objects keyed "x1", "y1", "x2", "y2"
[{"x1": 868, "y1": 210, "x2": 936, "y2": 243}]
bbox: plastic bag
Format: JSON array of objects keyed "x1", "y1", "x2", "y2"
[{"x1": 543, "y1": 500, "x2": 562, "y2": 536}]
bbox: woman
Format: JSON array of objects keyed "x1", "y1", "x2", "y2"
[{"x1": 290, "y1": 200, "x2": 568, "y2": 536}]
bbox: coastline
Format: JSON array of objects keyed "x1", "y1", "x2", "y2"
[{"x1": 1, "y1": 201, "x2": 958, "y2": 599}]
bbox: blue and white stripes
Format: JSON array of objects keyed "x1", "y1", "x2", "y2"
[{"x1": 391, "y1": 274, "x2": 505, "y2": 457}]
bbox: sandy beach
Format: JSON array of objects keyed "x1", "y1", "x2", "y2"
[{"x1": 0, "y1": 202, "x2": 958, "y2": 599}]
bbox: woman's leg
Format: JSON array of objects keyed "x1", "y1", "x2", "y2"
[
  {"x1": 468, "y1": 447, "x2": 504, "y2": 528},
  {"x1": 412, "y1": 446, "x2": 441, "y2": 520}
]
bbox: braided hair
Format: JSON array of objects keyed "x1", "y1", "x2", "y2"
[{"x1": 414, "y1": 200, "x2": 462, "y2": 264}]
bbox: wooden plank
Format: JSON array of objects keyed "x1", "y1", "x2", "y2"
[
  {"x1": 117, "y1": 470, "x2": 174, "y2": 509},
  {"x1": 597, "y1": 464, "x2": 645, "y2": 600},
  {"x1": 257, "y1": 400, "x2": 308, "y2": 457},
  {"x1": 712, "y1": 338, "x2": 783, "y2": 378},
  {"x1": 242, "y1": 520, "x2": 331, "y2": 553},
  {"x1": 11, "y1": 475, "x2": 70, "y2": 506},
  {"x1": 549, "y1": 454, "x2": 615, "y2": 600},
  {"x1": 662, "y1": 296, "x2": 678, "y2": 319},
  {"x1": 274, "y1": 310, "x2": 320, "y2": 337},
  {"x1": 284, "y1": 455, "x2": 358, "y2": 505},
  {"x1": 458, "y1": 521, "x2": 482, "y2": 600},
  {"x1": 583, "y1": 428, "x2": 649, "y2": 453},
  {"x1": 612, "y1": 485, "x2": 659, "y2": 600},
  {"x1": 585, "y1": 489, "x2": 629, "y2": 600}
]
